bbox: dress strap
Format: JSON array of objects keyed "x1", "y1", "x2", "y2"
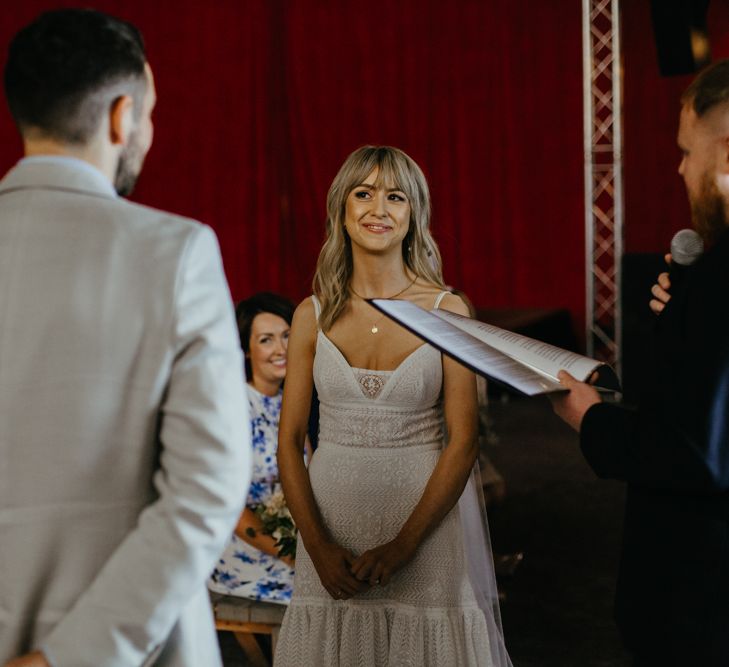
[
  {"x1": 311, "y1": 295, "x2": 322, "y2": 326},
  {"x1": 433, "y1": 290, "x2": 451, "y2": 309}
]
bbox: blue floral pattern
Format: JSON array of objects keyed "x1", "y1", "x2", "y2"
[{"x1": 208, "y1": 385, "x2": 294, "y2": 604}]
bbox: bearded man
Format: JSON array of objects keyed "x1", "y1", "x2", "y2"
[
  {"x1": 553, "y1": 60, "x2": 729, "y2": 666},
  {"x1": 0, "y1": 9, "x2": 251, "y2": 667}
]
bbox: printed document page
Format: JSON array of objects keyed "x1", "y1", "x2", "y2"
[{"x1": 370, "y1": 299, "x2": 620, "y2": 396}]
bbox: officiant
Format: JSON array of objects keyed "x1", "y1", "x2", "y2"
[{"x1": 551, "y1": 59, "x2": 729, "y2": 666}]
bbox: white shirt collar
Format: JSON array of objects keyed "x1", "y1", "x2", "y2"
[{"x1": 18, "y1": 155, "x2": 116, "y2": 196}]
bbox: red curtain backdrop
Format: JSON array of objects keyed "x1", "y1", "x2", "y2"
[
  {"x1": 0, "y1": 0, "x2": 585, "y2": 327},
  {"x1": 280, "y1": 0, "x2": 584, "y2": 317},
  {"x1": 3, "y1": 1, "x2": 726, "y2": 335}
]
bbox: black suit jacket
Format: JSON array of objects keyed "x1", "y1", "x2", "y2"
[{"x1": 581, "y1": 227, "x2": 729, "y2": 665}]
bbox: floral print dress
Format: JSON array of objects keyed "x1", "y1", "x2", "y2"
[{"x1": 208, "y1": 385, "x2": 294, "y2": 604}]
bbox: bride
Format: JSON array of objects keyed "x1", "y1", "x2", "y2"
[{"x1": 275, "y1": 145, "x2": 511, "y2": 666}]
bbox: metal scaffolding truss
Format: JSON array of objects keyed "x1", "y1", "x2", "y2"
[{"x1": 582, "y1": 0, "x2": 623, "y2": 373}]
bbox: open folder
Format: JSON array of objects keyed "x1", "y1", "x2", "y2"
[{"x1": 370, "y1": 299, "x2": 620, "y2": 397}]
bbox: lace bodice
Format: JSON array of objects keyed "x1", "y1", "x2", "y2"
[{"x1": 314, "y1": 332, "x2": 444, "y2": 449}]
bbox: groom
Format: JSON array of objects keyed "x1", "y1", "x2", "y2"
[{"x1": 0, "y1": 9, "x2": 250, "y2": 666}]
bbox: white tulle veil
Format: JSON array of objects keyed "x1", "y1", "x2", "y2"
[{"x1": 458, "y1": 461, "x2": 513, "y2": 667}]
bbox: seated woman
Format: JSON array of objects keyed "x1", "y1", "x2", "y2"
[{"x1": 209, "y1": 292, "x2": 300, "y2": 604}]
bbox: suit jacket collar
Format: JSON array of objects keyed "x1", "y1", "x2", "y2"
[{"x1": 0, "y1": 156, "x2": 117, "y2": 200}]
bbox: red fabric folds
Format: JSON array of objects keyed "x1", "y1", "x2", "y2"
[{"x1": 7, "y1": 1, "x2": 701, "y2": 331}]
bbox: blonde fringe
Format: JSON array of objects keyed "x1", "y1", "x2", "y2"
[{"x1": 312, "y1": 146, "x2": 445, "y2": 332}]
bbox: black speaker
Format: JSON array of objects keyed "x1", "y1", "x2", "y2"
[{"x1": 650, "y1": 0, "x2": 711, "y2": 77}]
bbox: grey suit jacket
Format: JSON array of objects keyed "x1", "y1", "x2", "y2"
[{"x1": 0, "y1": 158, "x2": 251, "y2": 666}]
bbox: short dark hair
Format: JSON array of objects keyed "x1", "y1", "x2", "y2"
[
  {"x1": 236, "y1": 293, "x2": 295, "y2": 380},
  {"x1": 683, "y1": 58, "x2": 729, "y2": 117},
  {"x1": 4, "y1": 9, "x2": 146, "y2": 144}
]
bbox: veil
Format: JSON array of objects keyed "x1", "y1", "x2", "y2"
[
  {"x1": 458, "y1": 462, "x2": 513, "y2": 667},
  {"x1": 438, "y1": 290, "x2": 512, "y2": 666}
]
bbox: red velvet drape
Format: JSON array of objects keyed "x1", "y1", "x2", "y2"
[
  {"x1": 2, "y1": 1, "x2": 725, "y2": 335},
  {"x1": 280, "y1": 0, "x2": 584, "y2": 317},
  {"x1": 0, "y1": 0, "x2": 585, "y2": 326}
]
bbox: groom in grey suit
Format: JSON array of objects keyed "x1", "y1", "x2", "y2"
[{"x1": 0, "y1": 9, "x2": 251, "y2": 667}]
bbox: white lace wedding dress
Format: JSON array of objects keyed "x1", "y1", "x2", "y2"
[{"x1": 275, "y1": 294, "x2": 494, "y2": 666}]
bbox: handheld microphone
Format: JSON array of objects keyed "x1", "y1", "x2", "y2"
[{"x1": 669, "y1": 229, "x2": 703, "y2": 289}]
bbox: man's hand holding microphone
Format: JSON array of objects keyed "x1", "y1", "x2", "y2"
[{"x1": 650, "y1": 229, "x2": 704, "y2": 315}]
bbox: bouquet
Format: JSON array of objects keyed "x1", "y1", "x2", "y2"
[{"x1": 247, "y1": 483, "x2": 297, "y2": 560}]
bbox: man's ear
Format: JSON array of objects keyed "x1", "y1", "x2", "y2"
[
  {"x1": 109, "y1": 95, "x2": 135, "y2": 146},
  {"x1": 715, "y1": 132, "x2": 729, "y2": 173},
  {"x1": 715, "y1": 137, "x2": 729, "y2": 199},
  {"x1": 720, "y1": 136, "x2": 729, "y2": 174}
]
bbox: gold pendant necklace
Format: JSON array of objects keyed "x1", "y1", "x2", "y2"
[{"x1": 349, "y1": 275, "x2": 417, "y2": 334}]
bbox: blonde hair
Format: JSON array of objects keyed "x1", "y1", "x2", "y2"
[{"x1": 313, "y1": 145, "x2": 445, "y2": 331}]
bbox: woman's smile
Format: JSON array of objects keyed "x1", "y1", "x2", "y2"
[{"x1": 361, "y1": 222, "x2": 393, "y2": 234}]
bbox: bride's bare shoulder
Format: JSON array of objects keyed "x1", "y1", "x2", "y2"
[
  {"x1": 411, "y1": 282, "x2": 470, "y2": 317},
  {"x1": 295, "y1": 296, "x2": 316, "y2": 317},
  {"x1": 435, "y1": 292, "x2": 470, "y2": 316},
  {"x1": 290, "y1": 297, "x2": 319, "y2": 342}
]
